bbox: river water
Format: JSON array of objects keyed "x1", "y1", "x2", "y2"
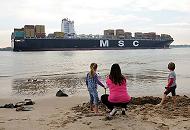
[{"x1": 0, "y1": 48, "x2": 190, "y2": 98}]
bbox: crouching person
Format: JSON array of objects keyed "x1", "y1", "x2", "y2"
[{"x1": 101, "y1": 63, "x2": 131, "y2": 117}]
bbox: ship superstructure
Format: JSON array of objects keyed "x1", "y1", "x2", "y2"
[{"x1": 61, "y1": 18, "x2": 75, "y2": 35}]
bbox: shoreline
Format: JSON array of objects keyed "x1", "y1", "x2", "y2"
[
  {"x1": 1, "y1": 94, "x2": 190, "y2": 130},
  {"x1": 1, "y1": 72, "x2": 190, "y2": 99}
]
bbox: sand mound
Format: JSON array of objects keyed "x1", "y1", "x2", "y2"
[
  {"x1": 72, "y1": 95, "x2": 190, "y2": 119},
  {"x1": 72, "y1": 102, "x2": 107, "y2": 115},
  {"x1": 130, "y1": 96, "x2": 162, "y2": 105}
]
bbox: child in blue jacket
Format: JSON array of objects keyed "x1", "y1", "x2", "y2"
[{"x1": 86, "y1": 63, "x2": 105, "y2": 114}]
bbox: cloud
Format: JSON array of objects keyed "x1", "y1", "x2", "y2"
[
  {"x1": 0, "y1": 0, "x2": 190, "y2": 47},
  {"x1": 157, "y1": 22, "x2": 190, "y2": 29},
  {"x1": 130, "y1": 0, "x2": 190, "y2": 12}
]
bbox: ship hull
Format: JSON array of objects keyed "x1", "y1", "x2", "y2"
[{"x1": 13, "y1": 38, "x2": 173, "y2": 51}]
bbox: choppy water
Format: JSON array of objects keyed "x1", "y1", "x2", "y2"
[{"x1": 0, "y1": 48, "x2": 190, "y2": 98}]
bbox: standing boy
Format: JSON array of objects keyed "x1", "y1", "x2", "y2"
[{"x1": 157, "y1": 62, "x2": 177, "y2": 107}]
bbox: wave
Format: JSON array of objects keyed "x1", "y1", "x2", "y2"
[{"x1": 0, "y1": 75, "x2": 11, "y2": 78}]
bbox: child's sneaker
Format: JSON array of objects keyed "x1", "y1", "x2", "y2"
[
  {"x1": 122, "y1": 110, "x2": 126, "y2": 115},
  {"x1": 121, "y1": 108, "x2": 126, "y2": 115},
  {"x1": 109, "y1": 108, "x2": 117, "y2": 116}
]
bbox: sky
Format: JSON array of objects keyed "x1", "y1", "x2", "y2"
[{"x1": 0, "y1": 0, "x2": 190, "y2": 47}]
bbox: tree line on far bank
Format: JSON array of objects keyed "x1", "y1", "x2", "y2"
[
  {"x1": 0, "y1": 47, "x2": 12, "y2": 51},
  {"x1": 170, "y1": 45, "x2": 190, "y2": 48}
]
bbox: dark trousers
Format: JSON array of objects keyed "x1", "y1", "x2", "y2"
[
  {"x1": 101, "y1": 94, "x2": 129, "y2": 110},
  {"x1": 164, "y1": 86, "x2": 176, "y2": 96}
]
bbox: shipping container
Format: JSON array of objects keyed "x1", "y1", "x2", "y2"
[
  {"x1": 35, "y1": 25, "x2": 45, "y2": 34},
  {"x1": 116, "y1": 29, "x2": 124, "y2": 36},
  {"x1": 142, "y1": 32, "x2": 156, "y2": 39},
  {"x1": 24, "y1": 28, "x2": 35, "y2": 38},
  {"x1": 135, "y1": 32, "x2": 143, "y2": 39},
  {"x1": 24, "y1": 25, "x2": 35, "y2": 38},
  {"x1": 35, "y1": 26, "x2": 41, "y2": 33},
  {"x1": 40, "y1": 25, "x2": 45, "y2": 33},
  {"x1": 47, "y1": 33, "x2": 55, "y2": 38},
  {"x1": 54, "y1": 32, "x2": 64, "y2": 38},
  {"x1": 161, "y1": 34, "x2": 171, "y2": 39},
  {"x1": 35, "y1": 25, "x2": 45, "y2": 38},
  {"x1": 124, "y1": 32, "x2": 132, "y2": 39},
  {"x1": 14, "y1": 28, "x2": 24, "y2": 38},
  {"x1": 115, "y1": 29, "x2": 124, "y2": 39},
  {"x1": 143, "y1": 33, "x2": 151, "y2": 39},
  {"x1": 104, "y1": 29, "x2": 115, "y2": 39},
  {"x1": 14, "y1": 31, "x2": 24, "y2": 38},
  {"x1": 35, "y1": 33, "x2": 46, "y2": 38},
  {"x1": 148, "y1": 32, "x2": 156, "y2": 39},
  {"x1": 104, "y1": 29, "x2": 114, "y2": 36},
  {"x1": 24, "y1": 25, "x2": 35, "y2": 29}
]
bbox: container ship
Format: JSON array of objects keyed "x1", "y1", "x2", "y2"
[{"x1": 11, "y1": 18, "x2": 174, "y2": 51}]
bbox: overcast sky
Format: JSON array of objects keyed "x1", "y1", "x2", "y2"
[{"x1": 0, "y1": 0, "x2": 190, "y2": 47}]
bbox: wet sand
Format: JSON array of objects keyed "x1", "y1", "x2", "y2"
[
  {"x1": 0, "y1": 95, "x2": 190, "y2": 130},
  {"x1": 1, "y1": 72, "x2": 190, "y2": 130}
]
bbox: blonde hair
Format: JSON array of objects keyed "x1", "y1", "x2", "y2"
[{"x1": 89, "y1": 63, "x2": 97, "y2": 77}]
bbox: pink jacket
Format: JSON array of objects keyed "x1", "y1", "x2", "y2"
[{"x1": 106, "y1": 77, "x2": 131, "y2": 103}]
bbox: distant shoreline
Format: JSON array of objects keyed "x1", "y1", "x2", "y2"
[
  {"x1": 170, "y1": 45, "x2": 190, "y2": 48},
  {"x1": 0, "y1": 47, "x2": 12, "y2": 51}
]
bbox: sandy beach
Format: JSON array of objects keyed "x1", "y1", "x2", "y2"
[{"x1": 0, "y1": 94, "x2": 190, "y2": 130}]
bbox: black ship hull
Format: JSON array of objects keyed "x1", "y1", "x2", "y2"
[{"x1": 12, "y1": 38, "x2": 173, "y2": 51}]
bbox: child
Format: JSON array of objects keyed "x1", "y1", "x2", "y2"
[
  {"x1": 157, "y1": 62, "x2": 177, "y2": 107},
  {"x1": 86, "y1": 63, "x2": 105, "y2": 114}
]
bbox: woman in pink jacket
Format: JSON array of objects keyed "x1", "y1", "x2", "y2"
[{"x1": 101, "y1": 63, "x2": 131, "y2": 116}]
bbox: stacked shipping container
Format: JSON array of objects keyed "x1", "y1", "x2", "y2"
[
  {"x1": 116, "y1": 29, "x2": 125, "y2": 39},
  {"x1": 135, "y1": 32, "x2": 143, "y2": 39},
  {"x1": 13, "y1": 24, "x2": 172, "y2": 40},
  {"x1": 124, "y1": 32, "x2": 132, "y2": 39},
  {"x1": 104, "y1": 30, "x2": 114, "y2": 38},
  {"x1": 24, "y1": 25, "x2": 35, "y2": 38},
  {"x1": 35, "y1": 25, "x2": 45, "y2": 38},
  {"x1": 14, "y1": 28, "x2": 24, "y2": 38},
  {"x1": 103, "y1": 29, "x2": 172, "y2": 40},
  {"x1": 104, "y1": 29, "x2": 114, "y2": 36},
  {"x1": 14, "y1": 25, "x2": 46, "y2": 38},
  {"x1": 54, "y1": 32, "x2": 64, "y2": 38},
  {"x1": 143, "y1": 32, "x2": 156, "y2": 39},
  {"x1": 161, "y1": 34, "x2": 172, "y2": 39}
]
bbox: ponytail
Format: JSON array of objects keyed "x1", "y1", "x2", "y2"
[{"x1": 89, "y1": 63, "x2": 97, "y2": 78}]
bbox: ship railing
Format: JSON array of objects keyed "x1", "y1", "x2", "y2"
[{"x1": 22, "y1": 37, "x2": 173, "y2": 41}]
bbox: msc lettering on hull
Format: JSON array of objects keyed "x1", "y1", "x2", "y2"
[
  {"x1": 99, "y1": 40, "x2": 140, "y2": 47},
  {"x1": 100, "y1": 40, "x2": 109, "y2": 47}
]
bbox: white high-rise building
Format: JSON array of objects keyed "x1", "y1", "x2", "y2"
[{"x1": 61, "y1": 18, "x2": 75, "y2": 35}]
